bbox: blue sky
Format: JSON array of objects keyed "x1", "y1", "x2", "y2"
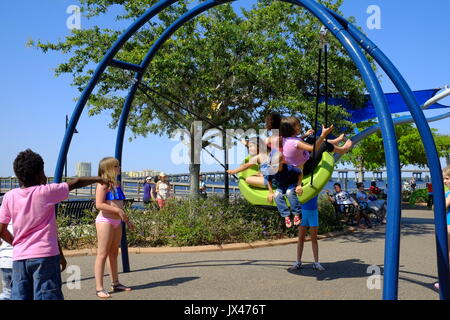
[{"x1": 0, "y1": 0, "x2": 449, "y2": 177}]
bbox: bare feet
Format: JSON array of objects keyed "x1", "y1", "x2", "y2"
[
  {"x1": 333, "y1": 139, "x2": 353, "y2": 154},
  {"x1": 342, "y1": 139, "x2": 353, "y2": 152},
  {"x1": 328, "y1": 133, "x2": 345, "y2": 145}
]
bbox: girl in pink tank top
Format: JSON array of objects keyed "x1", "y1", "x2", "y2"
[{"x1": 280, "y1": 117, "x2": 334, "y2": 175}]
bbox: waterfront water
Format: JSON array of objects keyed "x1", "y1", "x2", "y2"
[{"x1": 1, "y1": 176, "x2": 426, "y2": 197}]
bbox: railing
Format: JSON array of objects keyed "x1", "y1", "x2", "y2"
[{"x1": 0, "y1": 177, "x2": 241, "y2": 200}]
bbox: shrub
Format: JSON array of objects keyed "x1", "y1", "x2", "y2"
[
  {"x1": 317, "y1": 194, "x2": 343, "y2": 234},
  {"x1": 409, "y1": 188, "x2": 428, "y2": 205},
  {"x1": 57, "y1": 195, "x2": 342, "y2": 249},
  {"x1": 57, "y1": 209, "x2": 97, "y2": 250}
]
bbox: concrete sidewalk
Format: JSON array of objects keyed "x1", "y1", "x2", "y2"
[{"x1": 59, "y1": 208, "x2": 440, "y2": 300}]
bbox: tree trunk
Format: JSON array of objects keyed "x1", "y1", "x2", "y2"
[
  {"x1": 189, "y1": 121, "x2": 201, "y2": 198},
  {"x1": 189, "y1": 163, "x2": 200, "y2": 198},
  {"x1": 356, "y1": 156, "x2": 364, "y2": 183}
]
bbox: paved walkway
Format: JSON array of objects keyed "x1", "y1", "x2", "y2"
[{"x1": 60, "y1": 208, "x2": 440, "y2": 300}]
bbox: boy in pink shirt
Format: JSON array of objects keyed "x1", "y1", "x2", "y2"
[{"x1": 0, "y1": 149, "x2": 108, "y2": 300}]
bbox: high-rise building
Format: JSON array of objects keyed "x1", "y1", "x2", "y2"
[
  {"x1": 76, "y1": 162, "x2": 92, "y2": 177},
  {"x1": 446, "y1": 156, "x2": 450, "y2": 167}
]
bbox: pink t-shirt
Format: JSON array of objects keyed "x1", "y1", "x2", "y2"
[
  {"x1": 282, "y1": 137, "x2": 311, "y2": 167},
  {"x1": 0, "y1": 183, "x2": 69, "y2": 261}
]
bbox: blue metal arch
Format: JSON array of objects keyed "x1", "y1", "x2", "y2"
[
  {"x1": 325, "y1": 9, "x2": 449, "y2": 300},
  {"x1": 112, "y1": 0, "x2": 401, "y2": 297},
  {"x1": 53, "y1": 0, "x2": 447, "y2": 299}
]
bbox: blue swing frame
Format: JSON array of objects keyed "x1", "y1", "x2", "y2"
[{"x1": 53, "y1": 0, "x2": 449, "y2": 300}]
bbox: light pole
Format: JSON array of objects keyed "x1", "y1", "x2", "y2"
[{"x1": 65, "y1": 115, "x2": 78, "y2": 179}]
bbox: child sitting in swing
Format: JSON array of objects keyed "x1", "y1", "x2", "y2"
[{"x1": 265, "y1": 152, "x2": 303, "y2": 228}]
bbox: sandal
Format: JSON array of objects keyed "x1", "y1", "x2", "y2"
[
  {"x1": 111, "y1": 282, "x2": 132, "y2": 292},
  {"x1": 285, "y1": 217, "x2": 292, "y2": 228},
  {"x1": 96, "y1": 289, "x2": 111, "y2": 299},
  {"x1": 293, "y1": 215, "x2": 301, "y2": 226}
]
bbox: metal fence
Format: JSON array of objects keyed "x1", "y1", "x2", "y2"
[{"x1": 0, "y1": 177, "x2": 241, "y2": 201}]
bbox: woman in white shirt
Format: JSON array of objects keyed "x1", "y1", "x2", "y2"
[{"x1": 156, "y1": 172, "x2": 171, "y2": 209}]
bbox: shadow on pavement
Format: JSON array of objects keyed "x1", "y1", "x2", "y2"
[
  {"x1": 128, "y1": 276, "x2": 200, "y2": 292},
  {"x1": 287, "y1": 258, "x2": 370, "y2": 281},
  {"x1": 63, "y1": 259, "x2": 296, "y2": 285}
]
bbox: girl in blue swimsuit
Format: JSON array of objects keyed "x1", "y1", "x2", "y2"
[{"x1": 94, "y1": 157, "x2": 134, "y2": 299}]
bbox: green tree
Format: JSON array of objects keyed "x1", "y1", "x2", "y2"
[
  {"x1": 33, "y1": 0, "x2": 367, "y2": 196},
  {"x1": 341, "y1": 121, "x2": 450, "y2": 176}
]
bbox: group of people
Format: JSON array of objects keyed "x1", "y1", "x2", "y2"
[
  {"x1": 327, "y1": 181, "x2": 387, "y2": 229},
  {"x1": 142, "y1": 173, "x2": 171, "y2": 209},
  {"x1": 228, "y1": 112, "x2": 353, "y2": 271},
  {"x1": 0, "y1": 124, "x2": 449, "y2": 300},
  {"x1": 0, "y1": 150, "x2": 135, "y2": 300},
  {"x1": 142, "y1": 173, "x2": 207, "y2": 208}
]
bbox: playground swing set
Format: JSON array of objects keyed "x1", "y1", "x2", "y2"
[{"x1": 55, "y1": 0, "x2": 450, "y2": 300}]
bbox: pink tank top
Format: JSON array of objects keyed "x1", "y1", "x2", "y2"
[{"x1": 282, "y1": 137, "x2": 310, "y2": 167}]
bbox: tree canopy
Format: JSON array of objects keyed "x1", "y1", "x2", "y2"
[
  {"x1": 341, "y1": 120, "x2": 450, "y2": 171},
  {"x1": 33, "y1": 0, "x2": 370, "y2": 194}
]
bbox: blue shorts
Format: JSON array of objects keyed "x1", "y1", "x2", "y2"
[
  {"x1": 300, "y1": 209, "x2": 319, "y2": 227},
  {"x1": 447, "y1": 212, "x2": 450, "y2": 226},
  {"x1": 11, "y1": 255, "x2": 63, "y2": 300}
]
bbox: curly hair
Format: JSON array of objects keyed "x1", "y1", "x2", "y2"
[{"x1": 13, "y1": 149, "x2": 44, "y2": 186}]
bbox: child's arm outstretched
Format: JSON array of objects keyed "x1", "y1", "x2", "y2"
[
  {"x1": 227, "y1": 155, "x2": 259, "y2": 175},
  {"x1": 296, "y1": 124, "x2": 334, "y2": 152},
  {"x1": 300, "y1": 129, "x2": 315, "y2": 140},
  {"x1": 67, "y1": 176, "x2": 109, "y2": 191},
  {"x1": 227, "y1": 162, "x2": 255, "y2": 175}
]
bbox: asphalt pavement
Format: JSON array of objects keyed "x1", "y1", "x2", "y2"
[{"x1": 59, "y1": 208, "x2": 441, "y2": 300}]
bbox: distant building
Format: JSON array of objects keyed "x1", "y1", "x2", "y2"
[
  {"x1": 123, "y1": 169, "x2": 159, "y2": 179},
  {"x1": 447, "y1": 156, "x2": 450, "y2": 167},
  {"x1": 76, "y1": 162, "x2": 91, "y2": 177}
]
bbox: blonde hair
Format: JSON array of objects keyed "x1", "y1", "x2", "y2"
[
  {"x1": 443, "y1": 165, "x2": 450, "y2": 177},
  {"x1": 98, "y1": 157, "x2": 119, "y2": 188}
]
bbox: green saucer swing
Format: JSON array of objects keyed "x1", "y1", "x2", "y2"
[{"x1": 237, "y1": 152, "x2": 335, "y2": 206}]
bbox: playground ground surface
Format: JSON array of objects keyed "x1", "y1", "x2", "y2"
[{"x1": 58, "y1": 207, "x2": 441, "y2": 301}]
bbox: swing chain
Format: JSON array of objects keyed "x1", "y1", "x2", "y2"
[{"x1": 319, "y1": 25, "x2": 329, "y2": 48}]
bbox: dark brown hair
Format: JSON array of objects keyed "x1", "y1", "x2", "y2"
[
  {"x1": 280, "y1": 117, "x2": 301, "y2": 137},
  {"x1": 265, "y1": 112, "x2": 281, "y2": 130}
]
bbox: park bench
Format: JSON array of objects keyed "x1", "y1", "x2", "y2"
[{"x1": 58, "y1": 199, "x2": 135, "y2": 224}]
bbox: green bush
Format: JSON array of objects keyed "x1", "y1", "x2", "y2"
[
  {"x1": 317, "y1": 194, "x2": 343, "y2": 234},
  {"x1": 409, "y1": 188, "x2": 429, "y2": 205},
  {"x1": 57, "y1": 195, "x2": 343, "y2": 249},
  {"x1": 402, "y1": 190, "x2": 412, "y2": 202},
  {"x1": 57, "y1": 209, "x2": 97, "y2": 250}
]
